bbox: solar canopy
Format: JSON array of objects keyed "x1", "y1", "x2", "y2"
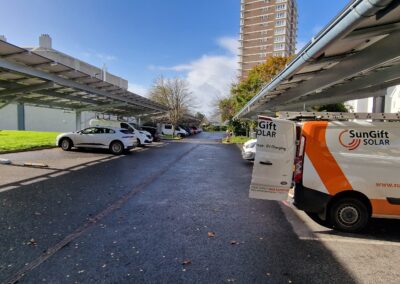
[
  {"x1": 235, "y1": 0, "x2": 400, "y2": 119},
  {"x1": 0, "y1": 40, "x2": 168, "y2": 116}
]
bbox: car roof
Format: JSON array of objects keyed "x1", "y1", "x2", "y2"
[{"x1": 86, "y1": 126, "x2": 126, "y2": 131}]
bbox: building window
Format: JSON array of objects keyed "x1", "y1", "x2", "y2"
[
  {"x1": 276, "y1": 12, "x2": 286, "y2": 19},
  {"x1": 275, "y1": 27, "x2": 285, "y2": 35},
  {"x1": 276, "y1": 4, "x2": 286, "y2": 11},
  {"x1": 273, "y1": 51, "x2": 285, "y2": 56},
  {"x1": 274, "y1": 36, "x2": 285, "y2": 43},
  {"x1": 274, "y1": 43, "x2": 285, "y2": 51},
  {"x1": 276, "y1": 20, "x2": 286, "y2": 27}
]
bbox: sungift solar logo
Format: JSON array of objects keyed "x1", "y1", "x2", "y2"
[
  {"x1": 339, "y1": 129, "x2": 390, "y2": 150},
  {"x1": 256, "y1": 119, "x2": 277, "y2": 138}
]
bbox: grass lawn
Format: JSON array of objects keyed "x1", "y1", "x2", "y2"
[
  {"x1": 0, "y1": 130, "x2": 61, "y2": 153},
  {"x1": 222, "y1": 136, "x2": 253, "y2": 144}
]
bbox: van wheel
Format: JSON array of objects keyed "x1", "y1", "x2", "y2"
[
  {"x1": 110, "y1": 141, "x2": 124, "y2": 155},
  {"x1": 329, "y1": 197, "x2": 369, "y2": 233},
  {"x1": 60, "y1": 138, "x2": 72, "y2": 151},
  {"x1": 177, "y1": 133, "x2": 183, "y2": 138},
  {"x1": 305, "y1": 211, "x2": 332, "y2": 228},
  {"x1": 137, "y1": 138, "x2": 143, "y2": 147}
]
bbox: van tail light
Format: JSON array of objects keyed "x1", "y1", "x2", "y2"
[
  {"x1": 293, "y1": 136, "x2": 305, "y2": 183},
  {"x1": 293, "y1": 156, "x2": 303, "y2": 183}
]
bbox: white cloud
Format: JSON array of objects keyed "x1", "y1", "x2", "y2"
[
  {"x1": 96, "y1": 53, "x2": 117, "y2": 61},
  {"x1": 217, "y1": 37, "x2": 239, "y2": 55},
  {"x1": 82, "y1": 49, "x2": 117, "y2": 62},
  {"x1": 148, "y1": 36, "x2": 239, "y2": 116},
  {"x1": 148, "y1": 64, "x2": 192, "y2": 72},
  {"x1": 128, "y1": 83, "x2": 148, "y2": 97}
]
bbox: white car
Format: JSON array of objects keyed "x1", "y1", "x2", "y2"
[
  {"x1": 242, "y1": 139, "x2": 257, "y2": 161},
  {"x1": 161, "y1": 124, "x2": 188, "y2": 137},
  {"x1": 89, "y1": 119, "x2": 153, "y2": 146},
  {"x1": 56, "y1": 126, "x2": 136, "y2": 155}
]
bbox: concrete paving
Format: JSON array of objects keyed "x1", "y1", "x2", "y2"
[{"x1": 0, "y1": 132, "x2": 398, "y2": 283}]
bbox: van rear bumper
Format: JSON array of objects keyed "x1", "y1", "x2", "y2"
[{"x1": 293, "y1": 184, "x2": 331, "y2": 213}]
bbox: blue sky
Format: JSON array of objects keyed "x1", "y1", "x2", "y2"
[{"x1": 0, "y1": 0, "x2": 349, "y2": 116}]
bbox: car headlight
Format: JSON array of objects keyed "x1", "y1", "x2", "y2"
[{"x1": 246, "y1": 142, "x2": 256, "y2": 149}]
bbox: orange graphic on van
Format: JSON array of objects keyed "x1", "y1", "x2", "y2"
[{"x1": 339, "y1": 130, "x2": 361, "y2": 150}]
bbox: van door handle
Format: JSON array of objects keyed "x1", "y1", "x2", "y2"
[{"x1": 260, "y1": 161, "x2": 273, "y2": 165}]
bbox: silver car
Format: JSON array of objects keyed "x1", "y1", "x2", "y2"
[
  {"x1": 242, "y1": 139, "x2": 257, "y2": 161},
  {"x1": 56, "y1": 126, "x2": 136, "y2": 155}
]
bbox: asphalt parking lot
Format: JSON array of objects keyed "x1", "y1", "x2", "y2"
[{"x1": 1, "y1": 132, "x2": 399, "y2": 283}]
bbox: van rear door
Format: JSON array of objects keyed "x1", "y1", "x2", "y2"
[{"x1": 250, "y1": 116, "x2": 296, "y2": 201}]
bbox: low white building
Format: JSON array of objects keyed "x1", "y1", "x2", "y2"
[{"x1": 346, "y1": 86, "x2": 400, "y2": 113}]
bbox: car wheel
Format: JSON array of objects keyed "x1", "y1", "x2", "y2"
[
  {"x1": 60, "y1": 138, "x2": 72, "y2": 151},
  {"x1": 305, "y1": 211, "x2": 332, "y2": 228},
  {"x1": 110, "y1": 141, "x2": 124, "y2": 155},
  {"x1": 329, "y1": 197, "x2": 369, "y2": 233},
  {"x1": 178, "y1": 133, "x2": 183, "y2": 138}
]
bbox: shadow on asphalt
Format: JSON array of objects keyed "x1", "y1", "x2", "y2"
[{"x1": 313, "y1": 218, "x2": 400, "y2": 242}]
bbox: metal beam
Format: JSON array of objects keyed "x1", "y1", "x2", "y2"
[
  {"x1": 253, "y1": 32, "x2": 400, "y2": 112},
  {"x1": 0, "y1": 82, "x2": 55, "y2": 96},
  {"x1": 0, "y1": 57, "x2": 167, "y2": 112},
  {"x1": 285, "y1": 64, "x2": 400, "y2": 105}
]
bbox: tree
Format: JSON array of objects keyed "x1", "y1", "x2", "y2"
[
  {"x1": 218, "y1": 97, "x2": 237, "y2": 122},
  {"x1": 313, "y1": 103, "x2": 348, "y2": 112},
  {"x1": 218, "y1": 56, "x2": 292, "y2": 135},
  {"x1": 149, "y1": 77, "x2": 194, "y2": 134}
]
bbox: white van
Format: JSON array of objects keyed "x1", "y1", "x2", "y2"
[
  {"x1": 250, "y1": 112, "x2": 400, "y2": 232},
  {"x1": 89, "y1": 119, "x2": 153, "y2": 146},
  {"x1": 161, "y1": 124, "x2": 188, "y2": 137}
]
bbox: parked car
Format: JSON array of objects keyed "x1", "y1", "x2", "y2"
[
  {"x1": 180, "y1": 126, "x2": 193, "y2": 136},
  {"x1": 89, "y1": 119, "x2": 153, "y2": 146},
  {"x1": 190, "y1": 126, "x2": 199, "y2": 134},
  {"x1": 141, "y1": 126, "x2": 161, "y2": 142},
  {"x1": 161, "y1": 124, "x2": 188, "y2": 137},
  {"x1": 56, "y1": 126, "x2": 136, "y2": 155},
  {"x1": 242, "y1": 139, "x2": 257, "y2": 161}
]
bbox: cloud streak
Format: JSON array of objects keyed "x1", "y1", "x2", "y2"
[{"x1": 148, "y1": 36, "x2": 239, "y2": 117}]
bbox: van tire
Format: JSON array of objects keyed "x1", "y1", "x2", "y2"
[
  {"x1": 305, "y1": 211, "x2": 332, "y2": 228},
  {"x1": 60, "y1": 138, "x2": 72, "y2": 151},
  {"x1": 110, "y1": 141, "x2": 124, "y2": 155},
  {"x1": 329, "y1": 197, "x2": 370, "y2": 233}
]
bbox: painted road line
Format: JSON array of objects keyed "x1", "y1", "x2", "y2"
[
  {"x1": 6, "y1": 144, "x2": 200, "y2": 284},
  {"x1": 23, "y1": 162, "x2": 48, "y2": 168}
]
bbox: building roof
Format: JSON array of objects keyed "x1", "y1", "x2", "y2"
[
  {"x1": 235, "y1": 0, "x2": 400, "y2": 119},
  {"x1": 0, "y1": 39, "x2": 168, "y2": 115}
]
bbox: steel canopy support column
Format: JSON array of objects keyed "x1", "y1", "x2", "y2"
[
  {"x1": 17, "y1": 103, "x2": 25, "y2": 130},
  {"x1": 373, "y1": 91, "x2": 386, "y2": 113},
  {"x1": 76, "y1": 111, "x2": 82, "y2": 131}
]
